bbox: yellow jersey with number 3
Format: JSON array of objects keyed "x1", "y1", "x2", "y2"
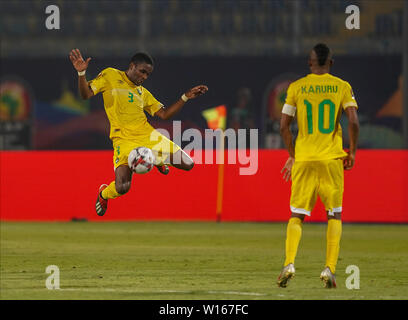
[
  {"x1": 89, "y1": 67, "x2": 163, "y2": 140},
  {"x1": 284, "y1": 73, "x2": 358, "y2": 161}
]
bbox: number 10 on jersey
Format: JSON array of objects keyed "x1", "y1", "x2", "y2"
[{"x1": 304, "y1": 99, "x2": 335, "y2": 134}]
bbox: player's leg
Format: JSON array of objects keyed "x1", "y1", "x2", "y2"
[
  {"x1": 284, "y1": 161, "x2": 317, "y2": 266},
  {"x1": 96, "y1": 165, "x2": 132, "y2": 216},
  {"x1": 96, "y1": 140, "x2": 133, "y2": 216},
  {"x1": 284, "y1": 212, "x2": 305, "y2": 267},
  {"x1": 155, "y1": 149, "x2": 193, "y2": 173},
  {"x1": 320, "y1": 212, "x2": 341, "y2": 288},
  {"x1": 277, "y1": 212, "x2": 304, "y2": 288},
  {"x1": 278, "y1": 161, "x2": 318, "y2": 287},
  {"x1": 318, "y1": 159, "x2": 344, "y2": 288},
  {"x1": 103, "y1": 139, "x2": 134, "y2": 198},
  {"x1": 325, "y1": 211, "x2": 342, "y2": 274},
  {"x1": 169, "y1": 149, "x2": 194, "y2": 171},
  {"x1": 148, "y1": 131, "x2": 194, "y2": 172},
  {"x1": 103, "y1": 164, "x2": 133, "y2": 197}
]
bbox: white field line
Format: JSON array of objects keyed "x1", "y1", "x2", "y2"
[
  {"x1": 206, "y1": 290, "x2": 267, "y2": 296},
  {"x1": 56, "y1": 288, "x2": 268, "y2": 296},
  {"x1": 4, "y1": 288, "x2": 403, "y2": 299}
]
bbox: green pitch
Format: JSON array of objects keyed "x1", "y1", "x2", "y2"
[{"x1": 1, "y1": 221, "x2": 407, "y2": 300}]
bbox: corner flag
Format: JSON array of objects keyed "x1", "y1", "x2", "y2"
[
  {"x1": 201, "y1": 105, "x2": 226, "y2": 130},
  {"x1": 201, "y1": 105, "x2": 227, "y2": 222}
]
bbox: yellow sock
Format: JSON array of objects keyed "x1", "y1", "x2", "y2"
[
  {"x1": 326, "y1": 219, "x2": 342, "y2": 273},
  {"x1": 101, "y1": 181, "x2": 121, "y2": 200},
  {"x1": 284, "y1": 217, "x2": 303, "y2": 266}
]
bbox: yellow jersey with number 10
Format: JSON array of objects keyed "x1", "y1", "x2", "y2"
[
  {"x1": 284, "y1": 73, "x2": 358, "y2": 161},
  {"x1": 89, "y1": 67, "x2": 163, "y2": 140}
]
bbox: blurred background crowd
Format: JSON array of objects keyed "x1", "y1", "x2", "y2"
[{"x1": 0, "y1": 0, "x2": 405, "y2": 150}]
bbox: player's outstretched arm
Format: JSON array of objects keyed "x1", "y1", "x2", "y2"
[
  {"x1": 69, "y1": 48, "x2": 94, "y2": 100},
  {"x1": 344, "y1": 106, "x2": 359, "y2": 170},
  {"x1": 155, "y1": 85, "x2": 208, "y2": 120}
]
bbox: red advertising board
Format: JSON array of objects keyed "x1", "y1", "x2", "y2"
[{"x1": 0, "y1": 150, "x2": 407, "y2": 223}]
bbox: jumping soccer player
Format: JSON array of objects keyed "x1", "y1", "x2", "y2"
[
  {"x1": 69, "y1": 49, "x2": 208, "y2": 216},
  {"x1": 277, "y1": 43, "x2": 359, "y2": 288}
]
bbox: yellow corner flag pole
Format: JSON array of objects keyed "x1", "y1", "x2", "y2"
[{"x1": 202, "y1": 105, "x2": 227, "y2": 222}]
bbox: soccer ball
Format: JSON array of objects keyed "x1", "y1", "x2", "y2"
[{"x1": 128, "y1": 147, "x2": 155, "y2": 174}]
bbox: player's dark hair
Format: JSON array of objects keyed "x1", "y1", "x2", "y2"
[
  {"x1": 313, "y1": 43, "x2": 331, "y2": 66},
  {"x1": 130, "y1": 52, "x2": 154, "y2": 66}
]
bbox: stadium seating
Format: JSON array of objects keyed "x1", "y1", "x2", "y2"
[{"x1": 0, "y1": 0, "x2": 403, "y2": 57}]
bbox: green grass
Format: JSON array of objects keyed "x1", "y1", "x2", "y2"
[{"x1": 1, "y1": 222, "x2": 407, "y2": 300}]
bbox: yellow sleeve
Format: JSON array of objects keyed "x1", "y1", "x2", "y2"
[
  {"x1": 284, "y1": 83, "x2": 297, "y2": 107},
  {"x1": 143, "y1": 88, "x2": 163, "y2": 116},
  {"x1": 89, "y1": 68, "x2": 110, "y2": 95},
  {"x1": 342, "y1": 82, "x2": 358, "y2": 110}
]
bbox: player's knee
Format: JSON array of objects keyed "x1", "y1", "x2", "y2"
[
  {"x1": 181, "y1": 158, "x2": 194, "y2": 171},
  {"x1": 327, "y1": 212, "x2": 342, "y2": 220},
  {"x1": 291, "y1": 212, "x2": 306, "y2": 222},
  {"x1": 116, "y1": 182, "x2": 131, "y2": 195},
  {"x1": 185, "y1": 161, "x2": 194, "y2": 171}
]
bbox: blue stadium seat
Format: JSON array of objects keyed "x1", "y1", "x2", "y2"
[
  {"x1": 395, "y1": 10, "x2": 403, "y2": 36},
  {"x1": 171, "y1": 16, "x2": 189, "y2": 35},
  {"x1": 150, "y1": 0, "x2": 170, "y2": 13},
  {"x1": 101, "y1": 15, "x2": 120, "y2": 36},
  {"x1": 242, "y1": 14, "x2": 257, "y2": 35},
  {"x1": 149, "y1": 15, "x2": 165, "y2": 37},
  {"x1": 58, "y1": 16, "x2": 74, "y2": 36},
  {"x1": 5, "y1": 16, "x2": 29, "y2": 36},
  {"x1": 0, "y1": 17, "x2": 8, "y2": 36},
  {"x1": 197, "y1": 14, "x2": 214, "y2": 35},
  {"x1": 122, "y1": 0, "x2": 141, "y2": 12},
  {"x1": 81, "y1": 15, "x2": 97, "y2": 37},
  {"x1": 125, "y1": 14, "x2": 141, "y2": 36},
  {"x1": 27, "y1": 15, "x2": 41, "y2": 36},
  {"x1": 97, "y1": 0, "x2": 117, "y2": 13}
]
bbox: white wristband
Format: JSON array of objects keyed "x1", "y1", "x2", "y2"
[
  {"x1": 181, "y1": 94, "x2": 189, "y2": 102},
  {"x1": 78, "y1": 70, "x2": 86, "y2": 76}
]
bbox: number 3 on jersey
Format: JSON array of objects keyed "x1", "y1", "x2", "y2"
[{"x1": 304, "y1": 99, "x2": 335, "y2": 134}]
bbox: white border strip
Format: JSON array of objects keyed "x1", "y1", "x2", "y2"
[
  {"x1": 328, "y1": 207, "x2": 342, "y2": 216},
  {"x1": 290, "y1": 206, "x2": 311, "y2": 216},
  {"x1": 57, "y1": 288, "x2": 267, "y2": 296}
]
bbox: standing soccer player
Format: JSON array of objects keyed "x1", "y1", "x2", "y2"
[
  {"x1": 277, "y1": 43, "x2": 359, "y2": 288},
  {"x1": 69, "y1": 49, "x2": 208, "y2": 216}
]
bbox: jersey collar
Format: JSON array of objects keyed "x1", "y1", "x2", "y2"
[{"x1": 121, "y1": 70, "x2": 141, "y2": 89}]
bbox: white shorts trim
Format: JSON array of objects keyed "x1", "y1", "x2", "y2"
[
  {"x1": 290, "y1": 206, "x2": 311, "y2": 216},
  {"x1": 327, "y1": 207, "x2": 342, "y2": 216}
]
